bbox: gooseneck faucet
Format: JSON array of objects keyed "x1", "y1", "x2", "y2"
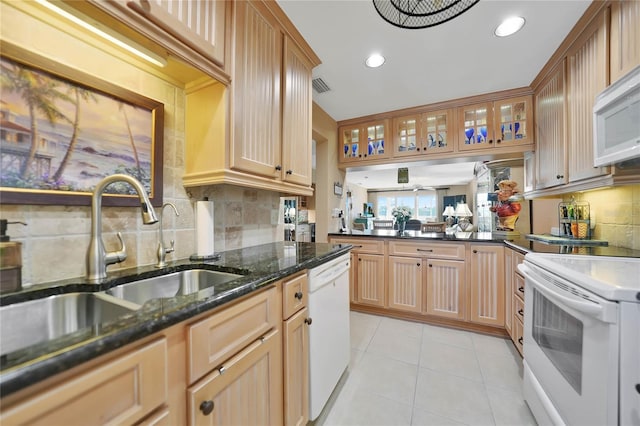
[
  {"x1": 156, "y1": 202, "x2": 180, "y2": 268},
  {"x1": 86, "y1": 174, "x2": 158, "y2": 283}
]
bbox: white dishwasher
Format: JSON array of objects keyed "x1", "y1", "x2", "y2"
[{"x1": 307, "y1": 252, "x2": 351, "y2": 421}]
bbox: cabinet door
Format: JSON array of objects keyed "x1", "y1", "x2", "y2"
[
  {"x1": 187, "y1": 329, "x2": 282, "y2": 426},
  {"x1": 232, "y1": 1, "x2": 281, "y2": 177},
  {"x1": 535, "y1": 61, "x2": 567, "y2": 189},
  {"x1": 281, "y1": 37, "x2": 313, "y2": 186},
  {"x1": 393, "y1": 115, "x2": 420, "y2": 157},
  {"x1": 283, "y1": 308, "x2": 309, "y2": 426},
  {"x1": 425, "y1": 259, "x2": 465, "y2": 320},
  {"x1": 356, "y1": 253, "x2": 386, "y2": 307},
  {"x1": 127, "y1": 0, "x2": 226, "y2": 66},
  {"x1": 388, "y1": 256, "x2": 423, "y2": 313},
  {"x1": 504, "y1": 249, "x2": 513, "y2": 336},
  {"x1": 493, "y1": 96, "x2": 533, "y2": 147},
  {"x1": 610, "y1": 0, "x2": 640, "y2": 84},
  {"x1": 422, "y1": 108, "x2": 455, "y2": 154},
  {"x1": 339, "y1": 125, "x2": 362, "y2": 163},
  {"x1": 458, "y1": 102, "x2": 494, "y2": 151},
  {"x1": 1, "y1": 339, "x2": 167, "y2": 425},
  {"x1": 363, "y1": 120, "x2": 391, "y2": 160},
  {"x1": 469, "y1": 245, "x2": 505, "y2": 327},
  {"x1": 567, "y1": 14, "x2": 608, "y2": 182}
]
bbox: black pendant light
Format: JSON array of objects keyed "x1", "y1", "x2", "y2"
[{"x1": 373, "y1": 0, "x2": 480, "y2": 29}]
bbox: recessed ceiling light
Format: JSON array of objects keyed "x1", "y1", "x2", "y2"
[
  {"x1": 494, "y1": 16, "x2": 525, "y2": 37},
  {"x1": 365, "y1": 53, "x2": 385, "y2": 68}
]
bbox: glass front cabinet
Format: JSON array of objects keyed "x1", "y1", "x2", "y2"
[
  {"x1": 339, "y1": 119, "x2": 391, "y2": 163},
  {"x1": 458, "y1": 96, "x2": 533, "y2": 151},
  {"x1": 392, "y1": 109, "x2": 455, "y2": 158}
]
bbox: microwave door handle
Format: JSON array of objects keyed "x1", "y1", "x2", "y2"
[{"x1": 519, "y1": 264, "x2": 604, "y2": 319}]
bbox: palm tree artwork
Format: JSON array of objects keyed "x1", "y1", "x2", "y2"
[{"x1": 0, "y1": 56, "x2": 155, "y2": 197}]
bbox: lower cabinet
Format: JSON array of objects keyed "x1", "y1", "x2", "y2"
[
  {"x1": 0, "y1": 338, "x2": 168, "y2": 425},
  {"x1": 506, "y1": 247, "x2": 526, "y2": 356},
  {"x1": 388, "y1": 255, "x2": 423, "y2": 313},
  {"x1": 187, "y1": 329, "x2": 283, "y2": 426},
  {"x1": 425, "y1": 258, "x2": 466, "y2": 320},
  {"x1": 283, "y1": 307, "x2": 309, "y2": 426},
  {"x1": 469, "y1": 244, "x2": 505, "y2": 327},
  {"x1": 357, "y1": 253, "x2": 386, "y2": 307}
]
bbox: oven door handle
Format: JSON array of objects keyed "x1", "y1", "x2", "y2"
[{"x1": 519, "y1": 264, "x2": 607, "y2": 320}]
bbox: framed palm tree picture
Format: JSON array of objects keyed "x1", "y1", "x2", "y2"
[{"x1": 0, "y1": 47, "x2": 163, "y2": 206}]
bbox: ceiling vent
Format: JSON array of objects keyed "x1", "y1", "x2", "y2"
[{"x1": 312, "y1": 77, "x2": 331, "y2": 93}]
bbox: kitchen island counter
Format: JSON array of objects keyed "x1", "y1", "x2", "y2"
[{"x1": 0, "y1": 242, "x2": 351, "y2": 398}]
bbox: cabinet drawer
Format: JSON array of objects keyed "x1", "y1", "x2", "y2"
[
  {"x1": 514, "y1": 272, "x2": 525, "y2": 300},
  {"x1": 1, "y1": 339, "x2": 167, "y2": 425},
  {"x1": 188, "y1": 287, "x2": 279, "y2": 384},
  {"x1": 330, "y1": 238, "x2": 385, "y2": 254},
  {"x1": 388, "y1": 241, "x2": 465, "y2": 259},
  {"x1": 514, "y1": 294, "x2": 524, "y2": 323},
  {"x1": 187, "y1": 329, "x2": 282, "y2": 426},
  {"x1": 513, "y1": 317, "x2": 524, "y2": 356},
  {"x1": 283, "y1": 272, "x2": 307, "y2": 320}
]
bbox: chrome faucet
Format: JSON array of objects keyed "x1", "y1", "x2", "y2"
[
  {"x1": 86, "y1": 174, "x2": 158, "y2": 283},
  {"x1": 156, "y1": 202, "x2": 179, "y2": 268}
]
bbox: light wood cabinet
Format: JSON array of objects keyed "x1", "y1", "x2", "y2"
[
  {"x1": 425, "y1": 258, "x2": 466, "y2": 320},
  {"x1": 457, "y1": 96, "x2": 533, "y2": 152},
  {"x1": 566, "y1": 12, "x2": 609, "y2": 183},
  {"x1": 388, "y1": 255, "x2": 423, "y2": 313},
  {"x1": 505, "y1": 247, "x2": 525, "y2": 356},
  {"x1": 282, "y1": 272, "x2": 309, "y2": 426},
  {"x1": 504, "y1": 248, "x2": 513, "y2": 336},
  {"x1": 469, "y1": 244, "x2": 505, "y2": 327},
  {"x1": 534, "y1": 61, "x2": 567, "y2": 189},
  {"x1": 124, "y1": 0, "x2": 226, "y2": 66},
  {"x1": 339, "y1": 119, "x2": 391, "y2": 164},
  {"x1": 356, "y1": 253, "x2": 386, "y2": 307},
  {"x1": 392, "y1": 109, "x2": 456, "y2": 158},
  {"x1": 609, "y1": 0, "x2": 640, "y2": 84},
  {"x1": 187, "y1": 329, "x2": 282, "y2": 426},
  {"x1": 1, "y1": 339, "x2": 168, "y2": 425}
]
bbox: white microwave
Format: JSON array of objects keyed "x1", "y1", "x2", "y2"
[{"x1": 593, "y1": 65, "x2": 640, "y2": 167}]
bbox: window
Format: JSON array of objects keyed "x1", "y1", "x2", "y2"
[{"x1": 372, "y1": 191, "x2": 438, "y2": 221}]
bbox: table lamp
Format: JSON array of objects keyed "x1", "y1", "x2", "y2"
[
  {"x1": 442, "y1": 205, "x2": 456, "y2": 228},
  {"x1": 455, "y1": 203, "x2": 473, "y2": 231}
]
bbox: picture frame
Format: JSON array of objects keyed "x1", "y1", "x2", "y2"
[
  {"x1": 334, "y1": 182, "x2": 343, "y2": 196},
  {"x1": 0, "y1": 45, "x2": 164, "y2": 207}
]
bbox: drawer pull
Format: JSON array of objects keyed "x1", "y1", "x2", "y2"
[
  {"x1": 294, "y1": 291, "x2": 303, "y2": 300},
  {"x1": 304, "y1": 317, "x2": 313, "y2": 325},
  {"x1": 473, "y1": 249, "x2": 478, "y2": 253},
  {"x1": 518, "y1": 309, "x2": 524, "y2": 316},
  {"x1": 518, "y1": 287, "x2": 524, "y2": 292},
  {"x1": 518, "y1": 337, "x2": 523, "y2": 344},
  {"x1": 428, "y1": 264, "x2": 433, "y2": 267},
  {"x1": 416, "y1": 248, "x2": 433, "y2": 252},
  {"x1": 275, "y1": 165, "x2": 282, "y2": 171},
  {"x1": 286, "y1": 169, "x2": 293, "y2": 175},
  {"x1": 218, "y1": 365, "x2": 226, "y2": 375},
  {"x1": 200, "y1": 400, "x2": 215, "y2": 415},
  {"x1": 417, "y1": 263, "x2": 421, "y2": 267}
]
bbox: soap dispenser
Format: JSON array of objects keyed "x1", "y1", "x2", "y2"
[{"x1": 0, "y1": 219, "x2": 26, "y2": 293}]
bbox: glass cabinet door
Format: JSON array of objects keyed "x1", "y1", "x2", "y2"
[
  {"x1": 393, "y1": 116, "x2": 419, "y2": 157},
  {"x1": 494, "y1": 96, "x2": 533, "y2": 146},
  {"x1": 459, "y1": 102, "x2": 493, "y2": 151},
  {"x1": 364, "y1": 120, "x2": 390, "y2": 159},
  {"x1": 341, "y1": 126, "x2": 361, "y2": 161},
  {"x1": 423, "y1": 109, "x2": 455, "y2": 153}
]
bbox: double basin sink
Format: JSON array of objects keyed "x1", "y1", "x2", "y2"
[{"x1": 0, "y1": 269, "x2": 242, "y2": 356}]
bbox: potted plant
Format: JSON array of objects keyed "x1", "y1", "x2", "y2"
[{"x1": 391, "y1": 206, "x2": 412, "y2": 234}]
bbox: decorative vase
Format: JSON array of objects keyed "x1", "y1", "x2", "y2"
[{"x1": 398, "y1": 221, "x2": 406, "y2": 234}]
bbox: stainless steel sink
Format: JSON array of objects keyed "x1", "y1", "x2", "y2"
[
  {"x1": 105, "y1": 269, "x2": 242, "y2": 305},
  {"x1": 0, "y1": 292, "x2": 137, "y2": 355}
]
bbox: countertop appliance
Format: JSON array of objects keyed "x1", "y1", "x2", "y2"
[
  {"x1": 593, "y1": 64, "x2": 640, "y2": 166},
  {"x1": 518, "y1": 253, "x2": 640, "y2": 426},
  {"x1": 307, "y1": 253, "x2": 351, "y2": 420}
]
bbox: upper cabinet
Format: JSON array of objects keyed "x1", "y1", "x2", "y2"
[
  {"x1": 392, "y1": 109, "x2": 455, "y2": 158},
  {"x1": 125, "y1": 0, "x2": 226, "y2": 67},
  {"x1": 183, "y1": 0, "x2": 320, "y2": 196},
  {"x1": 457, "y1": 96, "x2": 533, "y2": 152},
  {"x1": 339, "y1": 119, "x2": 391, "y2": 164},
  {"x1": 609, "y1": 0, "x2": 640, "y2": 84}
]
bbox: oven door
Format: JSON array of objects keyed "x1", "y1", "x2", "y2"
[{"x1": 518, "y1": 261, "x2": 619, "y2": 426}]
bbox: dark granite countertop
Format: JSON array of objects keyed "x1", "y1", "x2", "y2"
[
  {"x1": 505, "y1": 237, "x2": 640, "y2": 257},
  {"x1": 0, "y1": 242, "x2": 351, "y2": 398},
  {"x1": 328, "y1": 229, "x2": 509, "y2": 243}
]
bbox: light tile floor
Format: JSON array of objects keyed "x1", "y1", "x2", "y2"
[{"x1": 314, "y1": 312, "x2": 537, "y2": 426}]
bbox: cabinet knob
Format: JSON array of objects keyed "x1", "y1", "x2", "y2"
[
  {"x1": 488, "y1": 139, "x2": 494, "y2": 144},
  {"x1": 518, "y1": 337, "x2": 523, "y2": 344},
  {"x1": 428, "y1": 264, "x2": 433, "y2": 267},
  {"x1": 275, "y1": 165, "x2": 282, "y2": 171},
  {"x1": 417, "y1": 263, "x2": 421, "y2": 267},
  {"x1": 518, "y1": 309, "x2": 524, "y2": 316},
  {"x1": 200, "y1": 400, "x2": 215, "y2": 415},
  {"x1": 286, "y1": 169, "x2": 293, "y2": 175},
  {"x1": 473, "y1": 249, "x2": 478, "y2": 253},
  {"x1": 305, "y1": 317, "x2": 313, "y2": 325},
  {"x1": 518, "y1": 286, "x2": 524, "y2": 292},
  {"x1": 496, "y1": 139, "x2": 501, "y2": 144},
  {"x1": 294, "y1": 291, "x2": 303, "y2": 300},
  {"x1": 556, "y1": 174, "x2": 564, "y2": 179}
]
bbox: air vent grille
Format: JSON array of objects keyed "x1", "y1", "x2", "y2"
[{"x1": 312, "y1": 77, "x2": 331, "y2": 93}]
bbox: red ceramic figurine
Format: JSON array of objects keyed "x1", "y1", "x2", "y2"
[{"x1": 490, "y1": 180, "x2": 523, "y2": 231}]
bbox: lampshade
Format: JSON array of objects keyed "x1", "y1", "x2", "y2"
[
  {"x1": 454, "y1": 203, "x2": 472, "y2": 217},
  {"x1": 373, "y1": 0, "x2": 480, "y2": 30},
  {"x1": 442, "y1": 206, "x2": 455, "y2": 217}
]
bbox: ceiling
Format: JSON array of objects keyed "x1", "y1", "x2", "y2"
[{"x1": 278, "y1": 0, "x2": 591, "y2": 190}]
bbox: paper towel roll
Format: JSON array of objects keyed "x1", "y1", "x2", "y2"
[{"x1": 195, "y1": 200, "x2": 215, "y2": 256}]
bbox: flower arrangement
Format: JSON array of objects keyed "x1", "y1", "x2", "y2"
[{"x1": 391, "y1": 206, "x2": 412, "y2": 225}]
